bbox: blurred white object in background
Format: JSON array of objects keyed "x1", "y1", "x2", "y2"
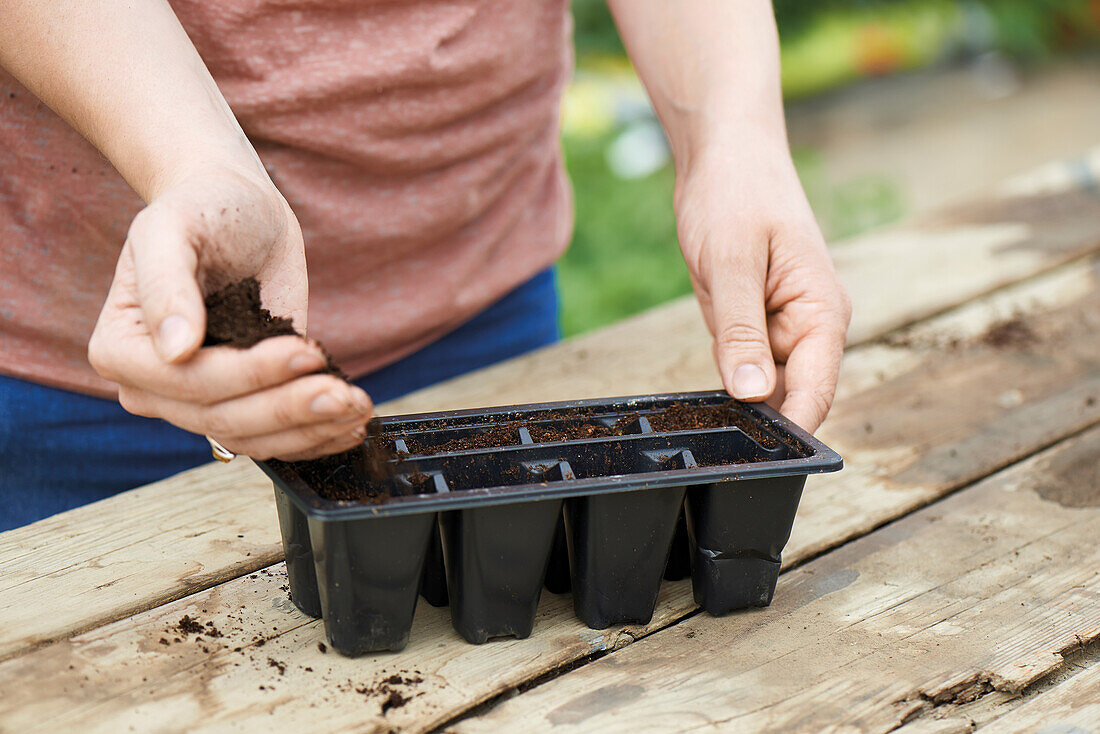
[
  {"x1": 606, "y1": 119, "x2": 670, "y2": 179},
  {"x1": 970, "y1": 51, "x2": 1021, "y2": 100}
]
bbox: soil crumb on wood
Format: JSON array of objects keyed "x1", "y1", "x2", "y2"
[
  {"x1": 167, "y1": 615, "x2": 223, "y2": 643},
  {"x1": 176, "y1": 615, "x2": 205, "y2": 636},
  {"x1": 348, "y1": 670, "x2": 425, "y2": 715},
  {"x1": 981, "y1": 314, "x2": 1037, "y2": 349}
]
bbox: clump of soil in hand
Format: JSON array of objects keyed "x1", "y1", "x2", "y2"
[
  {"x1": 204, "y1": 278, "x2": 344, "y2": 377},
  {"x1": 204, "y1": 279, "x2": 297, "y2": 349},
  {"x1": 202, "y1": 278, "x2": 401, "y2": 501}
]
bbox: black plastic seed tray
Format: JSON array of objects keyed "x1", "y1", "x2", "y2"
[{"x1": 257, "y1": 390, "x2": 842, "y2": 655}]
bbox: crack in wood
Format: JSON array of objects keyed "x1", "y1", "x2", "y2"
[{"x1": 887, "y1": 634, "x2": 1100, "y2": 732}]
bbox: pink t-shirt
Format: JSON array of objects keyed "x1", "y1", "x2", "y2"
[{"x1": 0, "y1": 0, "x2": 573, "y2": 397}]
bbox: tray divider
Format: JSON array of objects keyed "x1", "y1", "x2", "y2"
[
  {"x1": 518, "y1": 426, "x2": 534, "y2": 445},
  {"x1": 638, "y1": 416, "x2": 654, "y2": 434}
]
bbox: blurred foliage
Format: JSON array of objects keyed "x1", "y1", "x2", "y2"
[
  {"x1": 558, "y1": 0, "x2": 1098, "y2": 336},
  {"x1": 558, "y1": 136, "x2": 906, "y2": 336},
  {"x1": 574, "y1": 0, "x2": 1100, "y2": 60},
  {"x1": 558, "y1": 133, "x2": 686, "y2": 336},
  {"x1": 775, "y1": 0, "x2": 1098, "y2": 53}
]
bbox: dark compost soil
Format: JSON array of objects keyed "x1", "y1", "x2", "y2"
[
  {"x1": 981, "y1": 314, "x2": 1037, "y2": 349},
  {"x1": 202, "y1": 278, "x2": 400, "y2": 501},
  {"x1": 402, "y1": 424, "x2": 521, "y2": 455},
  {"x1": 648, "y1": 400, "x2": 780, "y2": 449}
]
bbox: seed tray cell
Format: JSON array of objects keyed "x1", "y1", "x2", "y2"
[{"x1": 258, "y1": 391, "x2": 842, "y2": 654}]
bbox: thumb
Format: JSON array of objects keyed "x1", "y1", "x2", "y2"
[
  {"x1": 709, "y1": 249, "x2": 776, "y2": 401},
  {"x1": 127, "y1": 205, "x2": 206, "y2": 364}
]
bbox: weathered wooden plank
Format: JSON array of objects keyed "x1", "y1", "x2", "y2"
[
  {"x1": 0, "y1": 461, "x2": 281, "y2": 660},
  {"x1": 449, "y1": 427, "x2": 1100, "y2": 734},
  {"x1": 0, "y1": 257, "x2": 1096, "y2": 732},
  {"x1": 979, "y1": 663, "x2": 1100, "y2": 733},
  {"x1": 888, "y1": 642, "x2": 1100, "y2": 734}
]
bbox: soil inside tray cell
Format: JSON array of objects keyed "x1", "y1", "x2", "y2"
[
  {"x1": 525, "y1": 413, "x2": 641, "y2": 443},
  {"x1": 646, "y1": 400, "x2": 780, "y2": 449},
  {"x1": 392, "y1": 411, "x2": 646, "y2": 455},
  {"x1": 402, "y1": 424, "x2": 521, "y2": 455}
]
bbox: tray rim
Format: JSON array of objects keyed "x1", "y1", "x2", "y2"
[{"x1": 257, "y1": 390, "x2": 843, "y2": 521}]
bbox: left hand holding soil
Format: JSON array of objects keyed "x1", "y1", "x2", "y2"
[{"x1": 88, "y1": 170, "x2": 374, "y2": 461}]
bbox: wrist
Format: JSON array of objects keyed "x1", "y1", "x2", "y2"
[
  {"x1": 673, "y1": 108, "x2": 791, "y2": 178},
  {"x1": 145, "y1": 142, "x2": 271, "y2": 203}
]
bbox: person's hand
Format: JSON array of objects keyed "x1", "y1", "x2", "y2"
[
  {"x1": 674, "y1": 137, "x2": 852, "y2": 433},
  {"x1": 88, "y1": 167, "x2": 372, "y2": 461}
]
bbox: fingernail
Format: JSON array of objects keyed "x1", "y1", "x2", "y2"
[
  {"x1": 158, "y1": 315, "x2": 193, "y2": 362},
  {"x1": 310, "y1": 392, "x2": 345, "y2": 417},
  {"x1": 731, "y1": 364, "x2": 769, "y2": 399},
  {"x1": 351, "y1": 423, "x2": 368, "y2": 440},
  {"x1": 289, "y1": 351, "x2": 326, "y2": 373},
  {"x1": 349, "y1": 388, "x2": 371, "y2": 415}
]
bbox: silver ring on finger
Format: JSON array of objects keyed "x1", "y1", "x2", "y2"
[{"x1": 206, "y1": 436, "x2": 237, "y2": 463}]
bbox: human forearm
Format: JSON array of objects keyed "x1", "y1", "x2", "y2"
[
  {"x1": 608, "y1": 0, "x2": 850, "y2": 432},
  {"x1": 2, "y1": 2, "x2": 370, "y2": 459},
  {"x1": 606, "y1": 0, "x2": 786, "y2": 171},
  {"x1": 0, "y1": 0, "x2": 264, "y2": 201}
]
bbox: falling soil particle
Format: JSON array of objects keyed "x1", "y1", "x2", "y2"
[
  {"x1": 317, "y1": 642, "x2": 327, "y2": 654},
  {"x1": 267, "y1": 658, "x2": 287, "y2": 676}
]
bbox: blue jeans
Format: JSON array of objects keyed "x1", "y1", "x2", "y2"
[{"x1": 0, "y1": 268, "x2": 559, "y2": 532}]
